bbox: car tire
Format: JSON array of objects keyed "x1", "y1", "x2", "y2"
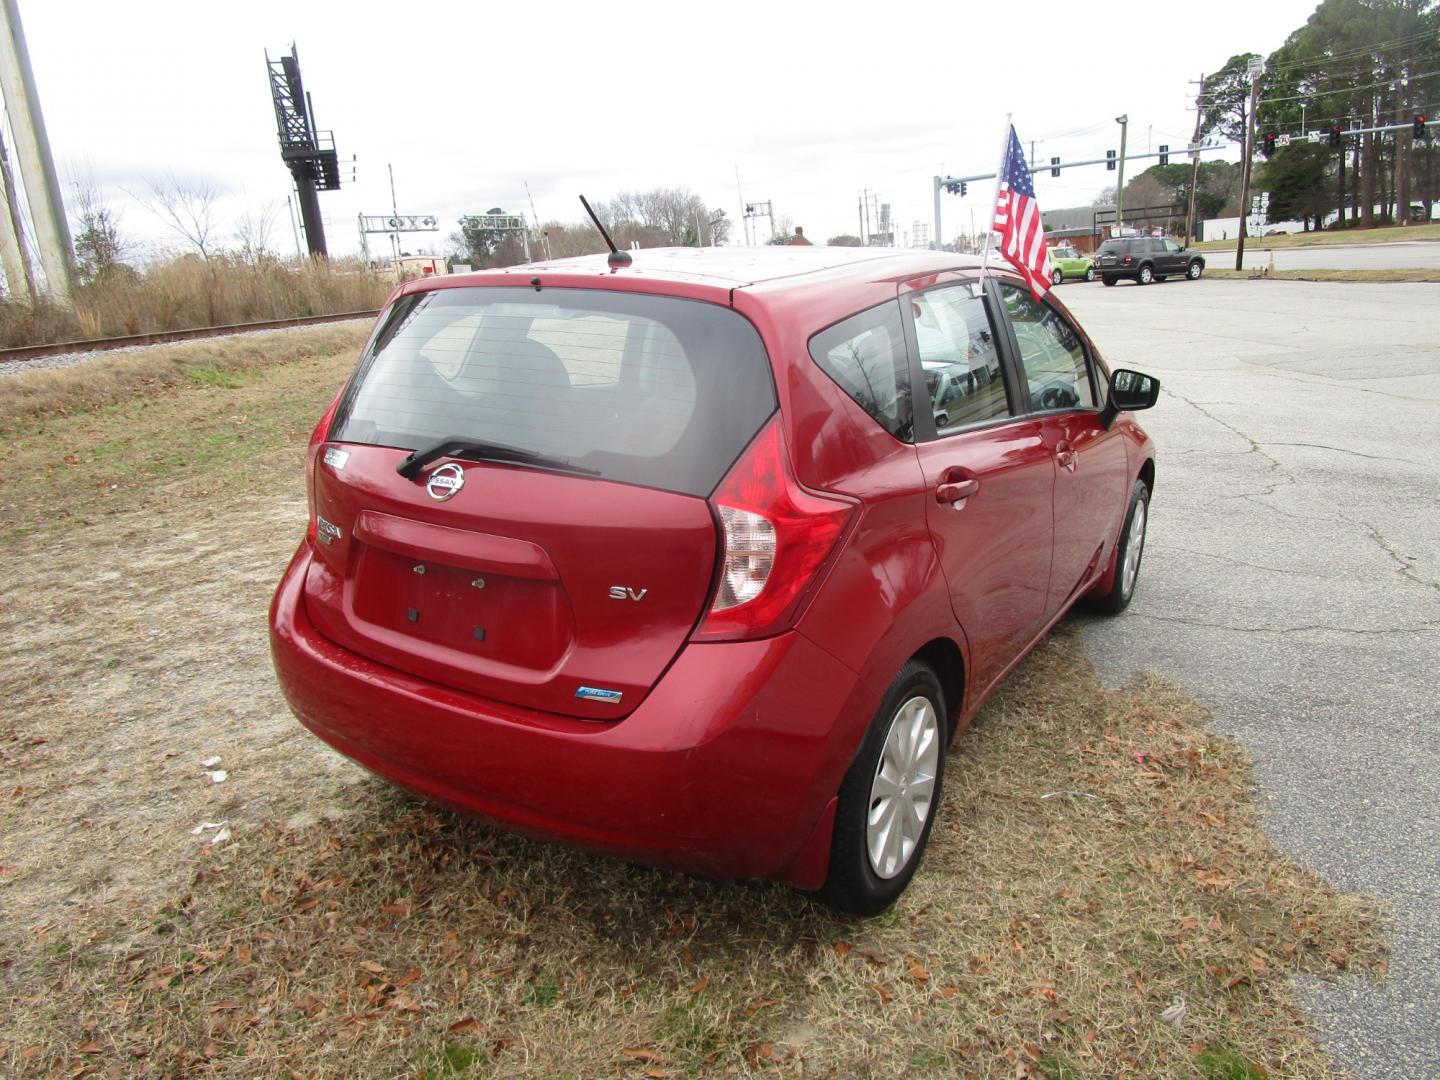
[
  {"x1": 1051, "y1": 268, "x2": 1064, "y2": 286},
  {"x1": 1087, "y1": 479, "x2": 1150, "y2": 616},
  {"x1": 1084, "y1": 267, "x2": 1095, "y2": 282},
  {"x1": 820, "y1": 660, "x2": 947, "y2": 916},
  {"x1": 1137, "y1": 264, "x2": 1154, "y2": 285},
  {"x1": 1102, "y1": 275, "x2": 1118, "y2": 286},
  {"x1": 1187, "y1": 260, "x2": 1203, "y2": 280}
]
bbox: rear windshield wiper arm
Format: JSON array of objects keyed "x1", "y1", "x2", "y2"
[{"x1": 396, "y1": 436, "x2": 599, "y2": 480}]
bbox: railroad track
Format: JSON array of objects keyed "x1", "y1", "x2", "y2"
[{"x1": 0, "y1": 309, "x2": 381, "y2": 364}]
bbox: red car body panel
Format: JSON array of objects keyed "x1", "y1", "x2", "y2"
[{"x1": 269, "y1": 247, "x2": 1155, "y2": 889}]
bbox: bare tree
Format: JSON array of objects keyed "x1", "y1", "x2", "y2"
[
  {"x1": 144, "y1": 175, "x2": 223, "y2": 259},
  {"x1": 234, "y1": 200, "x2": 282, "y2": 265},
  {"x1": 70, "y1": 178, "x2": 133, "y2": 284}
]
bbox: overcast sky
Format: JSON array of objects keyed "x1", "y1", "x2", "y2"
[{"x1": 16, "y1": 0, "x2": 1325, "y2": 258}]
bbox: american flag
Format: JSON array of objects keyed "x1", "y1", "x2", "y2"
[{"x1": 992, "y1": 125, "x2": 1049, "y2": 299}]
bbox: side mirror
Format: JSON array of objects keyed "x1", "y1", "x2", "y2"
[{"x1": 1101, "y1": 368, "x2": 1160, "y2": 428}]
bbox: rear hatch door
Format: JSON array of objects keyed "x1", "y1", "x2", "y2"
[{"x1": 304, "y1": 286, "x2": 776, "y2": 720}]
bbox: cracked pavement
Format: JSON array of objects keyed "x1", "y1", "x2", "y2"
[{"x1": 1061, "y1": 279, "x2": 1440, "y2": 1077}]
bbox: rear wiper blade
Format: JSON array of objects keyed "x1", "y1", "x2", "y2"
[{"x1": 396, "y1": 436, "x2": 599, "y2": 480}]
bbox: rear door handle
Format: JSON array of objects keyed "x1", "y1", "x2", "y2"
[{"x1": 936, "y1": 477, "x2": 980, "y2": 505}]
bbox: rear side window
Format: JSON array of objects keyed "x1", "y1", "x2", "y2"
[
  {"x1": 331, "y1": 287, "x2": 776, "y2": 496},
  {"x1": 808, "y1": 301, "x2": 913, "y2": 441}
]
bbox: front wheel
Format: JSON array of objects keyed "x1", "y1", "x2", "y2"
[
  {"x1": 1051, "y1": 268, "x2": 1064, "y2": 286},
  {"x1": 1084, "y1": 267, "x2": 1095, "y2": 282},
  {"x1": 1137, "y1": 264, "x2": 1154, "y2": 285},
  {"x1": 1087, "y1": 479, "x2": 1150, "y2": 615},
  {"x1": 1187, "y1": 260, "x2": 1204, "y2": 280},
  {"x1": 1102, "y1": 275, "x2": 1118, "y2": 287},
  {"x1": 820, "y1": 661, "x2": 947, "y2": 916}
]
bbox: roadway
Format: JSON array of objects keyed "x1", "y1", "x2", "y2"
[
  {"x1": 1062, "y1": 277, "x2": 1440, "y2": 1078},
  {"x1": 1201, "y1": 239, "x2": 1440, "y2": 271}
]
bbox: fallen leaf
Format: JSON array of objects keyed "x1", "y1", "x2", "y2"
[
  {"x1": 832, "y1": 940, "x2": 852, "y2": 958},
  {"x1": 358, "y1": 961, "x2": 385, "y2": 974},
  {"x1": 855, "y1": 947, "x2": 888, "y2": 967},
  {"x1": 380, "y1": 901, "x2": 410, "y2": 917},
  {"x1": 622, "y1": 1048, "x2": 663, "y2": 1062},
  {"x1": 76, "y1": 1041, "x2": 104, "y2": 1054},
  {"x1": 448, "y1": 1018, "x2": 480, "y2": 1035},
  {"x1": 644, "y1": 1071, "x2": 668, "y2": 1079},
  {"x1": 395, "y1": 968, "x2": 422, "y2": 987},
  {"x1": 689, "y1": 977, "x2": 710, "y2": 994},
  {"x1": 745, "y1": 997, "x2": 780, "y2": 1018},
  {"x1": 871, "y1": 983, "x2": 892, "y2": 1004},
  {"x1": 905, "y1": 955, "x2": 930, "y2": 982}
]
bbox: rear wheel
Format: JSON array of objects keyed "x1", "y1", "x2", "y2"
[
  {"x1": 820, "y1": 661, "x2": 946, "y2": 916},
  {"x1": 1103, "y1": 275, "x2": 1118, "y2": 287},
  {"x1": 1051, "y1": 267, "x2": 1064, "y2": 286},
  {"x1": 1187, "y1": 260, "x2": 1204, "y2": 280},
  {"x1": 1087, "y1": 479, "x2": 1150, "y2": 615},
  {"x1": 1137, "y1": 264, "x2": 1154, "y2": 285}
]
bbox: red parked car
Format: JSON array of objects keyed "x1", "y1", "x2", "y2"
[{"x1": 270, "y1": 246, "x2": 1158, "y2": 915}]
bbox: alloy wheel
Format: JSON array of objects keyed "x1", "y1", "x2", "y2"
[{"x1": 866, "y1": 695, "x2": 941, "y2": 879}]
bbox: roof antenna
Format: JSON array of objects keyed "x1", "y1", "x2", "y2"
[{"x1": 579, "y1": 195, "x2": 632, "y2": 269}]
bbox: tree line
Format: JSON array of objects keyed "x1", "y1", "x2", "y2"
[{"x1": 1201, "y1": 0, "x2": 1438, "y2": 229}]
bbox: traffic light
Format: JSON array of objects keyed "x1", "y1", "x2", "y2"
[
  {"x1": 1329, "y1": 125, "x2": 1343, "y2": 147},
  {"x1": 1261, "y1": 132, "x2": 1277, "y2": 158},
  {"x1": 960, "y1": 181, "x2": 967, "y2": 197},
  {"x1": 1106, "y1": 149, "x2": 1116, "y2": 171},
  {"x1": 1050, "y1": 156, "x2": 1060, "y2": 178},
  {"x1": 1158, "y1": 144, "x2": 1169, "y2": 166},
  {"x1": 942, "y1": 180, "x2": 967, "y2": 196},
  {"x1": 1415, "y1": 115, "x2": 1428, "y2": 140}
]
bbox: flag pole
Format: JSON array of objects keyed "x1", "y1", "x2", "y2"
[{"x1": 978, "y1": 113, "x2": 1013, "y2": 284}]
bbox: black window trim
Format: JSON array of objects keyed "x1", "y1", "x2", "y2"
[
  {"x1": 989, "y1": 277, "x2": 1105, "y2": 417},
  {"x1": 899, "y1": 275, "x2": 1029, "y2": 444}
]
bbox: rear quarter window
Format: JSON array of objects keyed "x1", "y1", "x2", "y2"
[
  {"x1": 331, "y1": 287, "x2": 777, "y2": 497},
  {"x1": 807, "y1": 301, "x2": 913, "y2": 441}
]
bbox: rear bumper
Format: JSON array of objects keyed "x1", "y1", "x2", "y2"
[{"x1": 269, "y1": 542, "x2": 872, "y2": 887}]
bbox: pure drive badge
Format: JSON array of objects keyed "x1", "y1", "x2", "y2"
[
  {"x1": 426, "y1": 463, "x2": 465, "y2": 501},
  {"x1": 575, "y1": 686, "x2": 624, "y2": 704}
]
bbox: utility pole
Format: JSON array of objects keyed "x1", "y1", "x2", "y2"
[
  {"x1": 0, "y1": 129, "x2": 36, "y2": 302},
  {"x1": 1114, "y1": 115, "x2": 1129, "y2": 235},
  {"x1": 0, "y1": 0, "x2": 73, "y2": 300},
  {"x1": 1236, "y1": 57, "x2": 1263, "y2": 271},
  {"x1": 1185, "y1": 74, "x2": 1206, "y2": 245}
]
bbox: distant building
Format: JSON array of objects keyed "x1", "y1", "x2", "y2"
[{"x1": 787, "y1": 227, "x2": 812, "y2": 246}]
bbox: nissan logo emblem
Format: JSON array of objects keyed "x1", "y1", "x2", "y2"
[{"x1": 426, "y1": 463, "x2": 465, "y2": 501}]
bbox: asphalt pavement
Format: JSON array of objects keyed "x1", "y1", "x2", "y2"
[
  {"x1": 1201, "y1": 239, "x2": 1440, "y2": 271},
  {"x1": 1060, "y1": 277, "x2": 1440, "y2": 1078}
]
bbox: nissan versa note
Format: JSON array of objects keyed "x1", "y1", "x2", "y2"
[{"x1": 269, "y1": 246, "x2": 1159, "y2": 915}]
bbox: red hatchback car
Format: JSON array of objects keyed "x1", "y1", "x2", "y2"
[{"x1": 270, "y1": 246, "x2": 1158, "y2": 914}]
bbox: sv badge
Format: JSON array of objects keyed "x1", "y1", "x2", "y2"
[{"x1": 608, "y1": 586, "x2": 648, "y2": 601}]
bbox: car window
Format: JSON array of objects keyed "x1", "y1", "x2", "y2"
[
  {"x1": 908, "y1": 285, "x2": 1010, "y2": 432},
  {"x1": 1163, "y1": 239, "x2": 1181, "y2": 254},
  {"x1": 998, "y1": 284, "x2": 1096, "y2": 412},
  {"x1": 332, "y1": 287, "x2": 777, "y2": 497},
  {"x1": 808, "y1": 301, "x2": 913, "y2": 441}
]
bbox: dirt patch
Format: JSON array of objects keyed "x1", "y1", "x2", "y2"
[{"x1": 0, "y1": 352, "x2": 1385, "y2": 1079}]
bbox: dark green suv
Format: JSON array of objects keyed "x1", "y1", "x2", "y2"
[{"x1": 1094, "y1": 237, "x2": 1205, "y2": 286}]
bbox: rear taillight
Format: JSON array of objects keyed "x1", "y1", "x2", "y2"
[
  {"x1": 694, "y1": 419, "x2": 856, "y2": 641},
  {"x1": 305, "y1": 387, "x2": 346, "y2": 547}
]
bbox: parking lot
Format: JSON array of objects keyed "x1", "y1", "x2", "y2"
[{"x1": 1062, "y1": 277, "x2": 1440, "y2": 1077}]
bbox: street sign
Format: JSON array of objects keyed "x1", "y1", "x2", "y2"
[
  {"x1": 1276, "y1": 134, "x2": 1292, "y2": 147},
  {"x1": 1308, "y1": 130, "x2": 1323, "y2": 143}
]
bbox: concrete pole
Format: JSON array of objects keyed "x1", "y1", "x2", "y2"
[
  {"x1": 0, "y1": 0, "x2": 73, "y2": 300},
  {"x1": 1114, "y1": 115, "x2": 1129, "y2": 236},
  {"x1": 0, "y1": 128, "x2": 36, "y2": 300},
  {"x1": 932, "y1": 176, "x2": 942, "y2": 251},
  {"x1": 1236, "y1": 71, "x2": 1261, "y2": 271}
]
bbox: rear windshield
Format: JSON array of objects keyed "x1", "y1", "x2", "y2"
[
  {"x1": 330, "y1": 287, "x2": 776, "y2": 497},
  {"x1": 1097, "y1": 241, "x2": 1127, "y2": 255}
]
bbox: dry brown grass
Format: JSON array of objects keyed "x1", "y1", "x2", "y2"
[
  {"x1": 0, "y1": 255, "x2": 390, "y2": 349},
  {"x1": 0, "y1": 351, "x2": 1387, "y2": 1080},
  {"x1": 1190, "y1": 221, "x2": 1440, "y2": 251},
  {"x1": 0, "y1": 322, "x2": 371, "y2": 432}
]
